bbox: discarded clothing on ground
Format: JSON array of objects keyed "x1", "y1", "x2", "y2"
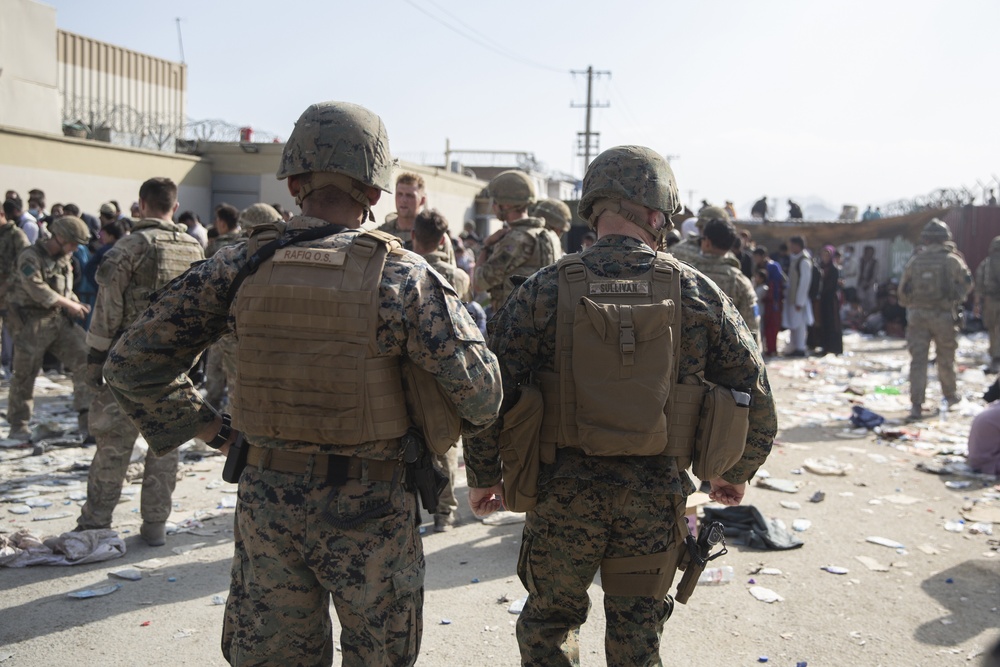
[
  {"x1": 0, "y1": 529, "x2": 126, "y2": 567},
  {"x1": 850, "y1": 405, "x2": 885, "y2": 430},
  {"x1": 703, "y1": 505, "x2": 804, "y2": 551}
]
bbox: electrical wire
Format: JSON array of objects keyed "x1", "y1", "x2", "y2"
[{"x1": 402, "y1": 0, "x2": 568, "y2": 74}]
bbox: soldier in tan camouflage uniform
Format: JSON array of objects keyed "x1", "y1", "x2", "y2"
[
  {"x1": 899, "y1": 219, "x2": 973, "y2": 421},
  {"x1": 533, "y1": 198, "x2": 573, "y2": 243},
  {"x1": 687, "y1": 215, "x2": 760, "y2": 341},
  {"x1": 466, "y1": 146, "x2": 777, "y2": 666},
  {"x1": 6, "y1": 216, "x2": 94, "y2": 441},
  {"x1": 475, "y1": 170, "x2": 562, "y2": 313},
  {"x1": 376, "y1": 172, "x2": 456, "y2": 264},
  {"x1": 76, "y1": 178, "x2": 204, "y2": 545},
  {"x1": 0, "y1": 206, "x2": 30, "y2": 378},
  {"x1": 665, "y1": 205, "x2": 719, "y2": 265},
  {"x1": 104, "y1": 101, "x2": 502, "y2": 667},
  {"x1": 204, "y1": 203, "x2": 243, "y2": 409},
  {"x1": 975, "y1": 236, "x2": 1000, "y2": 373}
]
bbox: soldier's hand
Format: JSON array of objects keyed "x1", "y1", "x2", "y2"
[
  {"x1": 63, "y1": 301, "x2": 90, "y2": 320},
  {"x1": 468, "y1": 483, "x2": 505, "y2": 517},
  {"x1": 708, "y1": 478, "x2": 745, "y2": 506}
]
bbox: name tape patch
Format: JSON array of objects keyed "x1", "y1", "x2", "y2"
[
  {"x1": 589, "y1": 280, "x2": 651, "y2": 295},
  {"x1": 273, "y1": 247, "x2": 346, "y2": 267}
]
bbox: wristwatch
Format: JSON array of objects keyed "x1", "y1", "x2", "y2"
[{"x1": 207, "y1": 414, "x2": 232, "y2": 450}]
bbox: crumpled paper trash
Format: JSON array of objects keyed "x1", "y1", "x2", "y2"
[{"x1": 0, "y1": 529, "x2": 126, "y2": 567}]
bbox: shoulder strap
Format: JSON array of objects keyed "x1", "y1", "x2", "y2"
[{"x1": 225, "y1": 222, "x2": 347, "y2": 305}]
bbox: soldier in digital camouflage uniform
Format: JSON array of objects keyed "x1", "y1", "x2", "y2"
[
  {"x1": 5, "y1": 216, "x2": 94, "y2": 441},
  {"x1": 204, "y1": 203, "x2": 243, "y2": 409},
  {"x1": 687, "y1": 215, "x2": 760, "y2": 341},
  {"x1": 0, "y1": 205, "x2": 30, "y2": 377},
  {"x1": 412, "y1": 209, "x2": 470, "y2": 533},
  {"x1": 899, "y1": 219, "x2": 973, "y2": 421},
  {"x1": 475, "y1": 170, "x2": 562, "y2": 314},
  {"x1": 76, "y1": 178, "x2": 204, "y2": 546},
  {"x1": 975, "y1": 236, "x2": 1000, "y2": 373},
  {"x1": 103, "y1": 101, "x2": 502, "y2": 667},
  {"x1": 466, "y1": 146, "x2": 777, "y2": 667},
  {"x1": 376, "y1": 171, "x2": 457, "y2": 264}
]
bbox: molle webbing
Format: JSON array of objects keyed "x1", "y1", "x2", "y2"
[
  {"x1": 231, "y1": 230, "x2": 409, "y2": 445},
  {"x1": 124, "y1": 229, "x2": 203, "y2": 324}
]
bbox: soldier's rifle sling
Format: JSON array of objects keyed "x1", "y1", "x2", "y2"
[{"x1": 224, "y1": 223, "x2": 347, "y2": 304}]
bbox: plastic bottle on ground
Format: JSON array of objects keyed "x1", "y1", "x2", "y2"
[{"x1": 698, "y1": 565, "x2": 735, "y2": 585}]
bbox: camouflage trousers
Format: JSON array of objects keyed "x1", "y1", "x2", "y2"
[
  {"x1": 983, "y1": 298, "x2": 1000, "y2": 364},
  {"x1": 7, "y1": 313, "x2": 92, "y2": 428},
  {"x1": 223, "y1": 466, "x2": 424, "y2": 667},
  {"x1": 434, "y1": 445, "x2": 459, "y2": 518},
  {"x1": 516, "y1": 476, "x2": 685, "y2": 667},
  {"x1": 907, "y1": 308, "x2": 959, "y2": 407},
  {"x1": 205, "y1": 335, "x2": 237, "y2": 410},
  {"x1": 77, "y1": 385, "x2": 179, "y2": 528}
]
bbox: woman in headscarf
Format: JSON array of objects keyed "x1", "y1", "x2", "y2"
[{"x1": 817, "y1": 244, "x2": 844, "y2": 355}]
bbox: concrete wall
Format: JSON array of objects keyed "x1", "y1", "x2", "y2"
[
  {"x1": 0, "y1": 125, "x2": 212, "y2": 219},
  {"x1": 0, "y1": 0, "x2": 61, "y2": 134}
]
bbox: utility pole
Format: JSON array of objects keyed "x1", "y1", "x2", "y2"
[
  {"x1": 175, "y1": 18, "x2": 185, "y2": 64},
  {"x1": 571, "y1": 66, "x2": 610, "y2": 175}
]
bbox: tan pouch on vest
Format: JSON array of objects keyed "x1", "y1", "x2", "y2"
[
  {"x1": 693, "y1": 384, "x2": 750, "y2": 480},
  {"x1": 499, "y1": 384, "x2": 545, "y2": 513},
  {"x1": 572, "y1": 298, "x2": 675, "y2": 456},
  {"x1": 402, "y1": 362, "x2": 462, "y2": 456}
]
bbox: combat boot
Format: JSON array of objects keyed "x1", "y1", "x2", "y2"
[
  {"x1": 434, "y1": 512, "x2": 455, "y2": 533},
  {"x1": 6, "y1": 425, "x2": 31, "y2": 441},
  {"x1": 140, "y1": 521, "x2": 167, "y2": 546},
  {"x1": 77, "y1": 409, "x2": 95, "y2": 445}
]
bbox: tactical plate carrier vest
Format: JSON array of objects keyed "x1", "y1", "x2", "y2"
[{"x1": 123, "y1": 225, "x2": 204, "y2": 325}]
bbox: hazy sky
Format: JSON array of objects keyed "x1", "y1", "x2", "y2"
[{"x1": 47, "y1": 0, "x2": 999, "y2": 217}]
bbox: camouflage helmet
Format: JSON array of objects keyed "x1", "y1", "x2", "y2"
[
  {"x1": 697, "y1": 205, "x2": 730, "y2": 230},
  {"x1": 238, "y1": 203, "x2": 282, "y2": 231},
  {"x1": 533, "y1": 198, "x2": 572, "y2": 232},
  {"x1": 50, "y1": 216, "x2": 90, "y2": 245},
  {"x1": 578, "y1": 146, "x2": 681, "y2": 243},
  {"x1": 276, "y1": 101, "x2": 394, "y2": 193},
  {"x1": 488, "y1": 170, "x2": 536, "y2": 206},
  {"x1": 920, "y1": 218, "x2": 952, "y2": 243}
]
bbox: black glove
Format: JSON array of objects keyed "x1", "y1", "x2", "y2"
[{"x1": 87, "y1": 348, "x2": 108, "y2": 388}]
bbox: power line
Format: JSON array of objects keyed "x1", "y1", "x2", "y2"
[{"x1": 402, "y1": 0, "x2": 568, "y2": 74}]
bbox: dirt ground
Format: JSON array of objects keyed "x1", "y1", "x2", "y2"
[{"x1": 1, "y1": 332, "x2": 999, "y2": 667}]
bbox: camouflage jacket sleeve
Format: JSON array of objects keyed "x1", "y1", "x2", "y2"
[
  {"x1": 86, "y1": 239, "x2": 139, "y2": 351},
  {"x1": 474, "y1": 229, "x2": 535, "y2": 291},
  {"x1": 382, "y1": 252, "x2": 503, "y2": 431},
  {"x1": 15, "y1": 247, "x2": 66, "y2": 309},
  {"x1": 949, "y1": 253, "x2": 973, "y2": 303}
]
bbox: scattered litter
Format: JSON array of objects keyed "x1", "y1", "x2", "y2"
[
  {"x1": 792, "y1": 519, "x2": 812, "y2": 532},
  {"x1": 822, "y1": 565, "x2": 849, "y2": 574},
  {"x1": 944, "y1": 520, "x2": 966, "y2": 533},
  {"x1": 173, "y1": 629, "x2": 196, "y2": 639},
  {"x1": 756, "y1": 478, "x2": 802, "y2": 494},
  {"x1": 779, "y1": 501, "x2": 801, "y2": 510},
  {"x1": 68, "y1": 583, "x2": 121, "y2": 599},
  {"x1": 140, "y1": 621, "x2": 151, "y2": 627},
  {"x1": 440, "y1": 619, "x2": 452, "y2": 625},
  {"x1": 803, "y1": 458, "x2": 852, "y2": 476},
  {"x1": 698, "y1": 566, "x2": 735, "y2": 584},
  {"x1": 211, "y1": 595, "x2": 226, "y2": 605},
  {"x1": 855, "y1": 556, "x2": 889, "y2": 572},
  {"x1": 917, "y1": 545, "x2": 939, "y2": 555},
  {"x1": 24, "y1": 498, "x2": 52, "y2": 508},
  {"x1": 109, "y1": 568, "x2": 142, "y2": 581},
  {"x1": 850, "y1": 406, "x2": 885, "y2": 429},
  {"x1": 471, "y1": 578, "x2": 480, "y2": 584},
  {"x1": 134, "y1": 558, "x2": 166, "y2": 570},
  {"x1": 508, "y1": 597, "x2": 526, "y2": 614},
  {"x1": 0, "y1": 651, "x2": 12, "y2": 662},
  {"x1": 809, "y1": 492, "x2": 826, "y2": 503},
  {"x1": 758, "y1": 567, "x2": 782, "y2": 576},
  {"x1": 961, "y1": 506, "x2": 1000, "y2": 524},
  {"x1": 31, "y1": 512, "x2": 72, "y2": 521},
  {"x1": 171, "y1": 542, "x2": 207, "y2": 556},
  {"x1": 881, "y1": 494, "x2": 920, "y2": 505},
  {"x1": 838, "y1": 492, "x2": 855, "y2": 497},
  {"x1": 758, "y1": 658, "x2": 769, "y2": 663},
  {"x1": 945, "y1": 481, "x2": 972, "y2": 490},
  {"x1": 481, "y1": 511, "x2": 525, "y2": 526},
  {"x1": 749, "y1": 586, "x2": 783, "y2": 603},
  {"x1": 8, "y1": 505, "x2": 30, "y2": 515},
  {"x1": 1, "y1": 529, "x2": 126, "y2": 567},
  {"x1": 866, "y1": 536, "x2": 904, "y2": 549},
  {"x1": 969, "y1": 523, "x2": 994, "y2": 535},
  {"x1": 167, "y1": 577, "x2": 177, "y2": 582}
]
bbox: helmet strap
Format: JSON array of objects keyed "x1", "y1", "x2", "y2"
[{"x1": 589, "y1": 199, "x2": 666, "y2": 248}]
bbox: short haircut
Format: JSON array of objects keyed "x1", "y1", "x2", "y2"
[
  {"x1": 138, "y1": 177, "x2": 178, "y2": 215},
  {"x1": 63, "y1": 203, "x2": 81, "y2": 216},
  {"x1": 100, "y1": 219, "x2": 127, "y2": 241},
  {"x1": 703, "y1": 218, "x2": 737, "y2": 251},
  {"x1": 396, "y1": 172, "x2": 425, "y2": 190},
  {"x1": 753, "y1": 246, "x2": 768, "y2": 257},
  {"x1": 2, "y1": 199, "x2": 20, "y2": 218},
  {"x1": 789, "y1": 235, "x2": 805, "y2": 248},
  {"x1": 216, "y1": 203, "x2": 239, "y2": 229},
  {"x1": 413, "y1": 209, "x2": 449, "y2": 247},
  {"x1": 177, "y1": 210, "x2": 196, "y2": 225}
]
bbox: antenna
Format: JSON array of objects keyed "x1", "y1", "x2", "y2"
[{"x1": 175, "y1": 18, "x2": 186, "y2": 64}]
